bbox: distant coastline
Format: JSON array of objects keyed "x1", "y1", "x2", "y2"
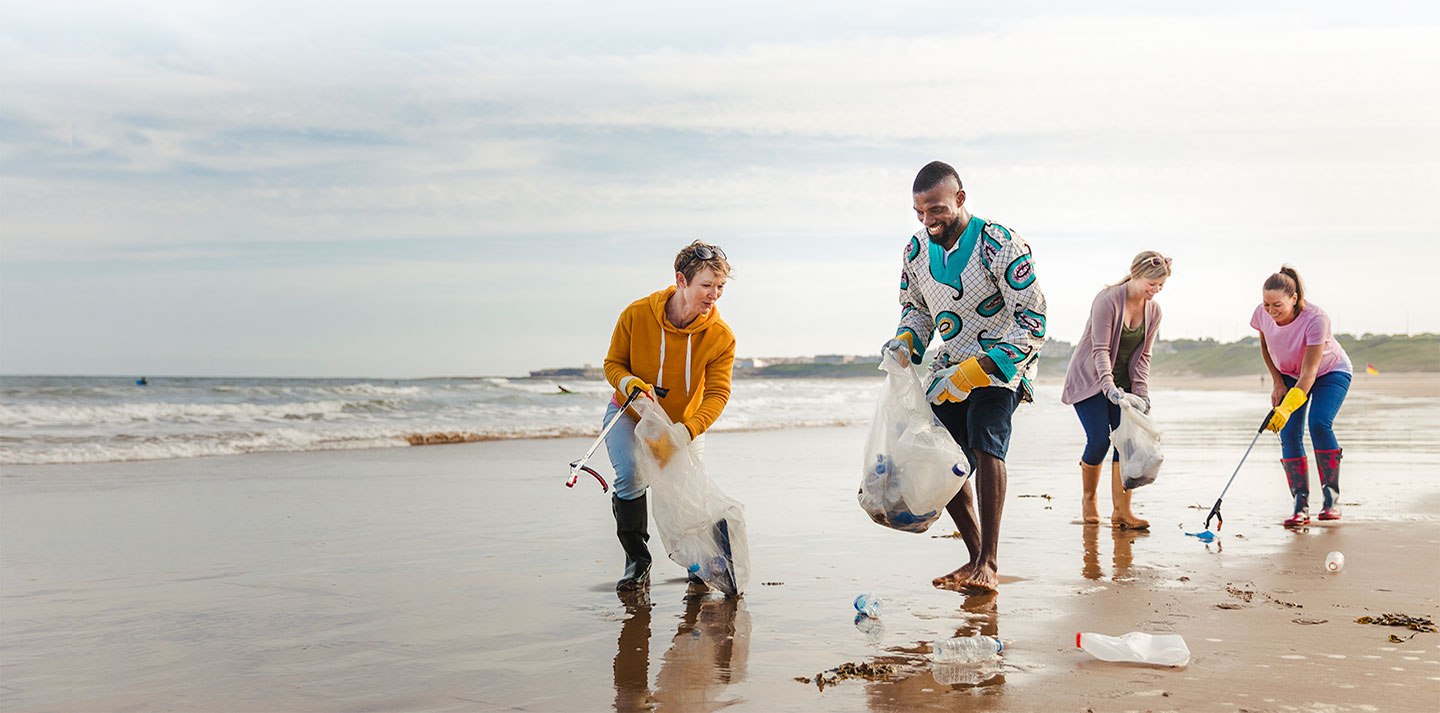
[{"x1": 529, "y1": 333, "x2": 1440, "y2": 381}]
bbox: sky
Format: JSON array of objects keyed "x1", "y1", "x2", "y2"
[{"x1": 2, "y1": 1, "x2": 1437, "y2": 377}]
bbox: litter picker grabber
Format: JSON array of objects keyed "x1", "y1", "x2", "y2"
[
  {"x1": 1203, "y1": 409, "x2": 1276, "y2": 532},
  {"x1": 566, "y1": 385, "x2": 669, "y2": 492}
]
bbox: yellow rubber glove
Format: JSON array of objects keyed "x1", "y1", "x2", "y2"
[
  {"x1": 925, "y1": 357, "x2": 991, "y2": 405},
  {"x1": 1266, "y1": 387, "x2": 1308, "y2": 433},
  {"x1": 618, "y1": 375, "x2": 653, "y2": 401}
]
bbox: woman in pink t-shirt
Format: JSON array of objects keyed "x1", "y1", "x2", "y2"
[{"x1": 1251, "y1": 266, "x2": 1353, "y2": 526}]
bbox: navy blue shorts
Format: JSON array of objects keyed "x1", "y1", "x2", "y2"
[{"x1": 930, "y1": 386, "x2": 1020, "y2": 470}]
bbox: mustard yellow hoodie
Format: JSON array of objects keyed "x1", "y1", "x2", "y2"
[{"x1": 604, "y1": 286, "x2": 736, "y2": 438}]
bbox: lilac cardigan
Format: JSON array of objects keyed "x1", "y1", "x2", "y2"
[{"x1": 1060, "y1": 284, "x2": 1163, "y2": 405}]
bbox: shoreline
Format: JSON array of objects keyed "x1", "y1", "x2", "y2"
[{"x1": 3, "y1": 426, "x2": 1437, "y2": 712}]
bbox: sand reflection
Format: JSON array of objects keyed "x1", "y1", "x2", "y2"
[
  {"x1": 861, "y1": 591, "x2": 1007, "y2": 711},
  {"x1": 1082, "y1": 525, "x2": 1147, "y2": 581},
  {"x1": 613, "y1": 591, "x2": 751, "y2": 713}
]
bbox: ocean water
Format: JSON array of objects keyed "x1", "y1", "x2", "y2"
[
  {"x1": 0, "y1": 375, "x2": 883, "y2": 465},
  {"x1": 4, "y1": 373, "x2": 1438, "y2": 496}
]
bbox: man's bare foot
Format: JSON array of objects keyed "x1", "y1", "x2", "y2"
[
  {"x1": 932, "y1": 563, "x2": 976, "y2": 590},
  {"x1": 959, "y1": 562, "x2": 1000, "y2": 592}
]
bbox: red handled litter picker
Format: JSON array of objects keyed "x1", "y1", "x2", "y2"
[{"x1": 565, "y1": 385, "x2": 669, "y2": 492}]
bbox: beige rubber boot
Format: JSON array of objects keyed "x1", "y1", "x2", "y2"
[
  {"x1": 1080, "y1": 462, "x2": 1103, "y2": 524},
  {"x1": 1110, "y1": 462, "x2": 1149, "y2": 529}
]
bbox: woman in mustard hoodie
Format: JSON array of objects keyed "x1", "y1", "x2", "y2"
[{"x1": 603, "y1": 241, "x2": 736, "y2": 591}]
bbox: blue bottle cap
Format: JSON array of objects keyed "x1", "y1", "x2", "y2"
[{"x1": 688, "y1": 563, "x2": 700, "y2": 573}]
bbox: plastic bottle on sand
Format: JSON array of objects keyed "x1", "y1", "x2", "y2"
[
  {"x1": 930, "y1": 635, "x2": 1003, "y2": 663},
  {"x1": 853, "y1": 593, "x2": 883, "y2": 618},
  {"x1": 1076, "y1": 631, "x2": 1190, "y2": 666},
  {"x1": 1325, "y1": 551, "x2": 1345, "y2": 573}
]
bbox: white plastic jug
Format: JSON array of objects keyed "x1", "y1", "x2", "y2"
[{"x1": 1076, "y1": 631, "x2": 1190, "y2": 667}]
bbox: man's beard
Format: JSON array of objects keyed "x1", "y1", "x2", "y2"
[{"x1": 928, "y1": 217, "x2": 963, "y2": 246}]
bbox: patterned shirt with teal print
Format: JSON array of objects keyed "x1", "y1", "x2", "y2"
[{"x1": 894, "y1": 217, "x2": 1048, "y2": 402}]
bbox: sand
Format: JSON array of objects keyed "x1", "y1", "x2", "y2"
[{"x1": 3, "y1": 391, "x2": 1439, "y2": 712}]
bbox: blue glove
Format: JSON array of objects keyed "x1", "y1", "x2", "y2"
[{"x1": 1104, "y1": 385, "x2": 1125, "y2": 405}]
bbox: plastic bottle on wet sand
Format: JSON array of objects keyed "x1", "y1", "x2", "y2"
[
  {"x1": 853, "y1": 593, "x2": 883, "y2": 618},
  {"x1": 1325, "y1": 551, "x2": 1345, "y2": 573},
  {"x1": 930, "y1": 635, "x2": 1003, "y2": 663},
  {"x1": 1076, "y1": 631, "x2": 1190, "y2": 666}
]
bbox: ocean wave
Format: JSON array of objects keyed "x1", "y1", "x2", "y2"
[
  {"x1": 0, "y1": 399, "x2": 367, "y2": 426},
  {"x1": 0, "y1": 416, "x2": 873, "y2": 464}
]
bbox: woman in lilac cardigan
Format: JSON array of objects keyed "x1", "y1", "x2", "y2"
[{"x1": 1061, "y1": 252, "x2": 1172, "y2": 529}]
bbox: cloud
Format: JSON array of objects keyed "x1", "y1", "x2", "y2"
[{"x1": 2, "y1": 3, "x2": 1437, "y2": 374}]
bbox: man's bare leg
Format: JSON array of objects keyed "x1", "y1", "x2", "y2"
[
  {"x1": 932, "y1": 479, "x2": 981, "y2": 589},
  {"x1": 963, "y1": 452, "x2": 1006, "y2": 590}
]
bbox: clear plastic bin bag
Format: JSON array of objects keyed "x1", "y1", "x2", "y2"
[
  {"x1": 632, "y1": 398, "x2": 750, "y2": 597},
  {"x1": 857, "y1": 353, "x2": 970, "y2": 533},
  {"x1": 1112, "y1": 394, "x2": 1164, "y2": 489}
]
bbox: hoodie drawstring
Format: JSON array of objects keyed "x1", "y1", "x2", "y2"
[
  {"x1": 656, "y1": 331, "x2": 693, "y2": 396},
  {"x1": 657, "y1": 331, "x2": 666, "y2": 391}
]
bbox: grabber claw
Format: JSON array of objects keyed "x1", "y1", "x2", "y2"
[
  {"x1": 566, "y1": 462, "x2": 609, "y2": 492},
  {"x1": 1205, "y1": 501, "x2": 1223, "y2": 531}
]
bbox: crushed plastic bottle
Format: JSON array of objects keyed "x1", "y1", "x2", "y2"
[
  {"x1": 1324, "y1": 551, "x2": 1345, "y2": 573},
  {"x1": 929, "y1": 635, "x2": 1003, "y2": 663},
  {"x1": 853, "y1": 593, "x2": 883, "y2": 618},
  {"x1": 1076, "y1": 631, "x2": 1190, "y2": 667}
]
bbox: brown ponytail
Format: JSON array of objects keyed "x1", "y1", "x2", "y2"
[{"x1": 1263, "y1": 265, "x2": 1305, "y2": 312}]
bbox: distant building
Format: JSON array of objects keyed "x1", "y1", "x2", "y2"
[{"x1": 814, "y1": 354, "x2": 849, "y2": 364}]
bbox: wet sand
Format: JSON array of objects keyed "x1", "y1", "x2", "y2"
[{"x1": 3, "y1": 388, "x2": 1439, "y2": 712}]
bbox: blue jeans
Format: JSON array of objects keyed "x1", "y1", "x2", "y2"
[
  {"x1": 603, "y1": 401, "x2": 706, "y2": 501},
  {"x1": 1073, "y1": 393, "x2": 1121, "y2": 466},
  {"x1": 1279, "y1": 372, "x2": 1350, "y2": 458}
]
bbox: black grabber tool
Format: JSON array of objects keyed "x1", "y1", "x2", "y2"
[
  {"x1": 1204, "y1": 409, "x2": 1276, "y2": 532},
  {"x1": 566, "y1": 385, "x2": 669, "y2": 492}
]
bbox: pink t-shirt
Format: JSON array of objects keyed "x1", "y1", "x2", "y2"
[{"x1": 1250, "y1": 302, "x2": 1353, "y2": 378}]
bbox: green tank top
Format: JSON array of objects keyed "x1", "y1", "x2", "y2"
[{"x1": 1112, "y1": 317, "x2": 1145, "y2": 391}]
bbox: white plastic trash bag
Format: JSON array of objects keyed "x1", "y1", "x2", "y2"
[
  {"x1": 858, "y1": 354, "x2": 971, "y2": 533},
  {"x1": 1112, "y1": 394, "x2": 1164, "y2": 490},
  {"x1": 632, "y1": 398, "x2": 750, "y2": 597}
]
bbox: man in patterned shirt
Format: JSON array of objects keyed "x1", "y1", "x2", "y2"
[{"x1": 882, "y1": 161, "x2": 1048, "y2": 592}]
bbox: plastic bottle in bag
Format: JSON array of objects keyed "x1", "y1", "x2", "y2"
[
  {"x1": 853, "y1": 593, "x2": 883, "y2": 618},
  {"x1": 1076, "y1": 631, "x2": 1190, "y2": 666},
  {"x1": 930, "y1": 635, "x2": 1003, "y2": 662}
]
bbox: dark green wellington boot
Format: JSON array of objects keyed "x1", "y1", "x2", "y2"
[{"x1": 612, "y1": 494, "x2": 652, "y2": 591}]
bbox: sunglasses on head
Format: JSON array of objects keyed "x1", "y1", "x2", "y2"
[
  {"x1": 1149, "y1": 256, "x2": 1172, "y2": 267},
  {"x1": 680, "y1": 244, "x2": 726, "y2": 273}
]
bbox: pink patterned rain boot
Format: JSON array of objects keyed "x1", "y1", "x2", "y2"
[
  {"x1": 1315, "y1": 448, "x2": 1343, "y2": 520},
  {"x1": 1281, "y1": 456, "x2": 1309, "y2": 527}
]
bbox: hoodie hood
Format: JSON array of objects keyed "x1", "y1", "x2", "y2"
[{"x1": 647, "y1": 286, "x2": 720, "y2": 334}]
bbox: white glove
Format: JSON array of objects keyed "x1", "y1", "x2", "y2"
[
  {"x1": 1104, "y1": 385, "x2": 1125, "y2": 405},
  {"x1": 925, "y1": 365, "x2": 969, "y2": 405},
  {"x1": 881, "y1": 337, "x2": 911, "y2": 367}
]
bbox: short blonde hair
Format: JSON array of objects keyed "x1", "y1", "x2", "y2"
[{"x1": 674, "y1": 240, "x2": 732, "y2": 282}]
